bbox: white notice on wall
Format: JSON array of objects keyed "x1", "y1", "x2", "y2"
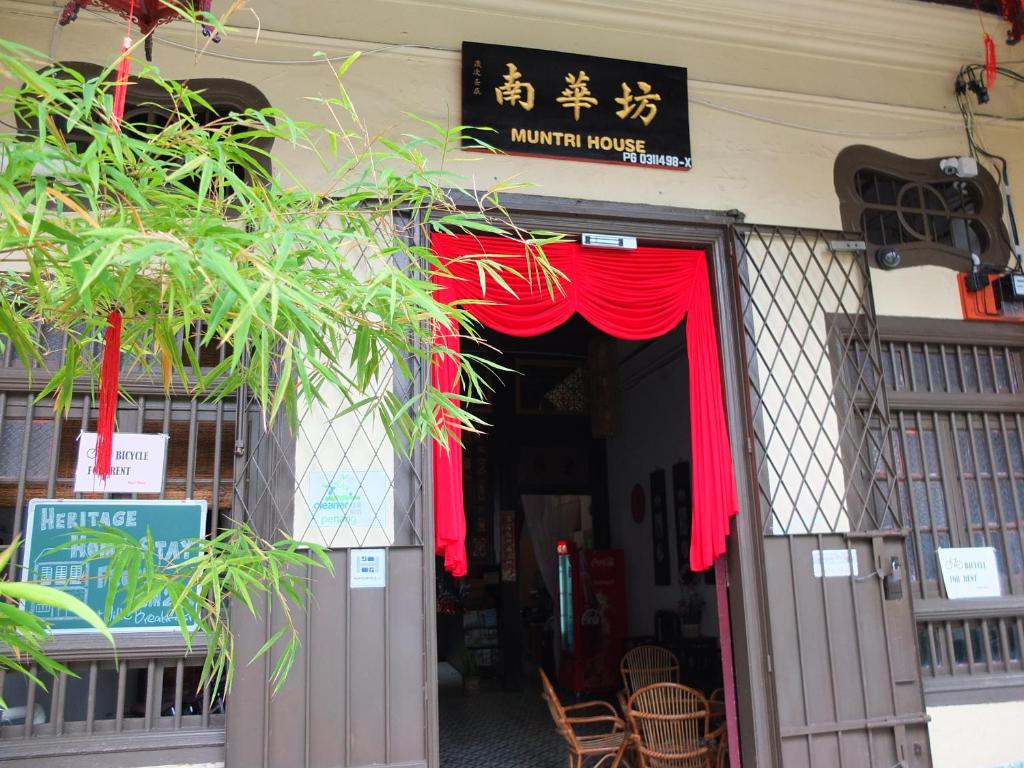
[
  {"x1": 937, "y1": 547, "x2": 1001, "y2": 599},
  {"x1": 301, "y1": 469, "x2": 392, "y2": 548},
  {"x1": 349, "y1": 548, "x2": 386, "y2": 589},
  {"x1": 74, "y1": 432, "x2": 168, "y2": 494},
  {"x1": 812, "y1": 549, "x2": 860, "y2": 578}
]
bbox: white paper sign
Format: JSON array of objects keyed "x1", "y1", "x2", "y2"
[
  {"x1": 349, "y1": 548, "x2": 386, "y2": 589},
  {"x1": 74, "y1": 432, "x2": 168, "y2": 494},
  {"x1": 937, "y1": 547, "x2": 1001, "y2": 599},
  {"x1": 812, "y1": 549, "x2": 860, "y2": 578}
]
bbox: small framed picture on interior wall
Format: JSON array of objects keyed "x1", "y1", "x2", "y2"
[
  {"x1": 672, "y1": 461, "x2": 691, "y2": 577},
  {"x1": 650, "y1": 469, "x2": 671, "y2": 586}
]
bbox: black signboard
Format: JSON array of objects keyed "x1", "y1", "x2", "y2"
[{"x1": 462, "y1": 42, "x2": 691, "y2": 170}]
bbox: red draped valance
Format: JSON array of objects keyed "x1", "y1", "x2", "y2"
[{"x1": 431, "y1": 234, "x2": 738, "y2": 578}]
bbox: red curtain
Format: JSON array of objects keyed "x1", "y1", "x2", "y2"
[{"x1": 431, "y1": 234, "x2": 738, "y2": 577}]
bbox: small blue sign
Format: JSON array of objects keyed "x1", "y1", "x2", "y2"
[{"x1": 349, "y1": 548, "x2": 386, "y2": 589}]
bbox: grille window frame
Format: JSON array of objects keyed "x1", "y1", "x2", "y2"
[
  {"x1": 873, "y1": 316, "x2": 1024, "y2": 704},
  {"x1": 834, "y1": 145, "x2": 1011, "y2": 273}
]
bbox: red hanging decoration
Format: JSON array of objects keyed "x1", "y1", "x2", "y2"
[
  {"x1": 94, "y1": 310, "x2": 123, "y2": 481},
  {"x1": 984, "y1": 33, "x2": 998, "y2": 89},
  {"x1": 111, "y1": 31, "x2": 133, "y2": 132},
  {"x1": 58, "y1": 0, "x2": 220, "y2": 62},
  {"x1": 1001, "y1": 0, "x2": 1024, "y2": 45},
  {"x1": 90, "y1": 1, "x2": 130, "y2": 478}
]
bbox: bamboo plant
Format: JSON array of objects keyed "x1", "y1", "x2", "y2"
[{"x1": 0, "y1": 35, "x2": 561, "y2": 698}]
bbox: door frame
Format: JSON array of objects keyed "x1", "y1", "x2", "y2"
[{"x1": 423, "y1": 194, "x2": 778, "y2": 767}]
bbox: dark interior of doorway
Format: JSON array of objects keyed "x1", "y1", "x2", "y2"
[{"x1": 435, "y1": 315, "x2": 725, "y2": 767}]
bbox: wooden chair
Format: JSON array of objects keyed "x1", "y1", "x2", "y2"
[
  {"x1": 706, "y1": 688, "x2": 726, "y2": 760},
  {"x1": 618, "y1": 645, "x2": 681, "y2": 714},
  {"x1": 625, "y1": 683, "x2": 713, "y2": 768},
  {"x1": 539, "y1": 667, "x2": 631, "y2": 768}
]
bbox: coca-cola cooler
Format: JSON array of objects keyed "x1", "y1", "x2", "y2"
[{"x1": 556, "y1": 541, "x2": 626, "y2": 695}]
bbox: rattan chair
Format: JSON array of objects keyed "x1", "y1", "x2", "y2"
[
  {"x1": 626, "y1": 683, "x2": 713, "y2": 768},
  {"x1": 539, "y1": 667, "x2": 631, "y2": 768},
  {"x1": 715, "y1": 740, "x2": 728, "y2": 768},
  {"x1": 706, "y1": 688, "x2": 726, "y2": 760},
  {"x1": 618, "y1": 645, "x2": 681, "y2": 714}
]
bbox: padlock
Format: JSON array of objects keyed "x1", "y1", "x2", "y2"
[{"x1": 884, "y1": 556, "x2": 903, "y2": 601}]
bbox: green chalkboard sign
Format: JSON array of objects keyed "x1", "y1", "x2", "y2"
[{"x1": 22, "y1": 499, "x2": 207, "y2": 633}]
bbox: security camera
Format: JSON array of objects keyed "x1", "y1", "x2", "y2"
[
  {"x1": 939, "y1": 156, "x2": 979, "y2": 179},
  {"x1": 877, "y1": 248, "x2": 901, "y2": 269}
]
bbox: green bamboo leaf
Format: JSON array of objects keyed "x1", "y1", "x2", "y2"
[
  {"x1": 0, "y1": 540, "x2": 20, "y2": 574},
  {"x1": 0, "y1": 582, "x2": 113, "y2": 645},
  {"x1": 250, "y1": 626, "x2": 287, "y2": 665}
]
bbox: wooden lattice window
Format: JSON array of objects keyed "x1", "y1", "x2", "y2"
[
  {"x1": 870, "y1": 317, "x2": 1024, "y2": 703},
  {"x1": 834, "y1": 145, "x2": 1011, "y2": 273}
]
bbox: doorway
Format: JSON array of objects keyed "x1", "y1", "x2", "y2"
[{"x1": 435, "y1": 315, "x2": 730, "y2": 767}]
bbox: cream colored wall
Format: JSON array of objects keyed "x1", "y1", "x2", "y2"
[
  {"x1": 3, "y1": 5, "x2": 1020, "y2": 191},
  {"x1": 290, "y1": 235, "x2": 396, "y2": 548},
  {"x1": 5, "y1": 0, "x2": 1024, "y2": 755},
  {"x1": 7, "y1": 0, "x2": 1023, "y2": 323},
  {"x1": 929, "y1": 702, "x2": 1024, "y2": 768}
]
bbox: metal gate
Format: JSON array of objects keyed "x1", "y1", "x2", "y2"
[
  {"x1": 0, "y1": 279, "x2": 432, "y2": 767},
  {"x1": 732, "y1": 225, "x2": 932, "y2": 767},
  {"x1": 223, "y1": 395, "x2": 432, "y2": 768},
  {"x1": 223, "y1": 228, "x2": 434, "y2": 768},
  {"x1": 0, "y1": 339, "x2": 231, "y2": 767}
]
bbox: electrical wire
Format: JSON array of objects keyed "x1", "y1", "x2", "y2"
[
  {"x1": 78, "y1": 7, "x2": 455, "y2": 64},
  {"x1": 689, "y1": 98, "x2": 960, "y2": 138},
  {"x1": 158, "y1": 36, "x2": 454, "y2": 64},
  {"x1": 955, "y1": 62, "x2": 1024, "y2": 273},
  {"x1": 71, "y1": 6, "x2": 977, "y2": 140},
  {"x1": 51, "y1": 0, "x2": 1024, "y2": 250}
]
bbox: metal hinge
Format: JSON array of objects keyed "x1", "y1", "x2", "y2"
[
  {"x1": 234, "y1": 439, "x2": 245, "y2": 457},
  {"x1": 829, "y1": 240, "x2": 866, "y2": 252}
]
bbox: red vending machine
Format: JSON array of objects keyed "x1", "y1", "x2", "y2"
[{"x1": 556, "y1": 541, "x2": 626, "y2": 695}]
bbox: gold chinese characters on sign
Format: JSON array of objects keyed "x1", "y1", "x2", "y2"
[
  {"x1": 615, "y1": 81, "x2": 661, "y2": 126},
  {"x1": 472, "y1": 58, "x2": 483, "y2": 96},
  {"x1": 556, "y1": 70, "x2": 598, "y2": 121},
  {"x1": 495, "y1": 63, "x2": 535, "y2": 111},
  {"x1": 463, "y1": 41, "x2": 691, "y2": 171},
  {"x1": 493, "y1": 63, "x2": 661, "y2": 126}
]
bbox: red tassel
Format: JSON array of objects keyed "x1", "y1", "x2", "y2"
[
  {"x1": 95, "y1": 310, "x2": 122, "y2": 481},
  {"x1": 111, "y1": 36, "x2": 132, "y2": 132},
  {"x1": 984, "y1": 33, "x2": 998, "y2": 89}
]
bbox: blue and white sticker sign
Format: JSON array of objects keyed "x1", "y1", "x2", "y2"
[
  {"x1": 349, "y1": 548, "x2": 386, "y2": 589},
  {"x1": 303, "y1": 469, "x2": 391, "y2": 547}
]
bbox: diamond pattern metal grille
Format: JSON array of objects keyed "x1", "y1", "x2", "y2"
[
  {"x1": 231, "y1": 218, "x2": 426, "y2": 549},
  {"x1": 734, "y1": 225, "x2": 899, "y2": 535}
]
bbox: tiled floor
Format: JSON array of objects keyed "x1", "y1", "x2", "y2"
[{"x1": 438, "y1": 663, "x2": 566, "y2": 768}]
